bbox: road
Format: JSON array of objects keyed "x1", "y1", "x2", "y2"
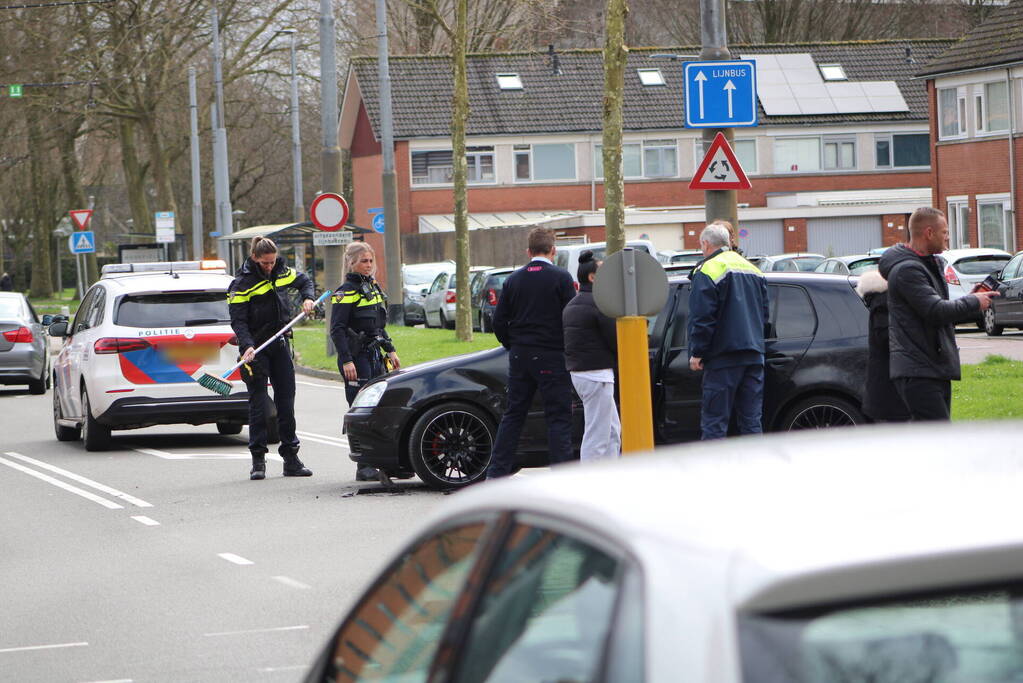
[{"x1": 0, "y1": 375, "x2": 448, "y2": 683}]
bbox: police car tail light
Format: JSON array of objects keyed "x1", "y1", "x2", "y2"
[
  {"x1": 445, "y1": 290, "x2": 456, "y2": 304},
  {"x1": 486, "y1": 289, "x2": 498, "y2": 306},
  {"x1": 2, "y1": 326, "x2": 33, "y2": 343},
  {"x1": 94, "y1": 338, "x2": 151, "y2": 354},
  {"x1": 945, "y1": 265, "x2": 960, "y2": 286}
]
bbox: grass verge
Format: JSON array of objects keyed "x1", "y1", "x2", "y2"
[
  {"x1": 29, "y1": 288, "x2": 81, "y2": 315},
  {"x1": 953, "y1": 354, "x2": 1023, "y2": 420},
  {"x1": 292, "y1": 322, "x2": 500, "y2": 374}
]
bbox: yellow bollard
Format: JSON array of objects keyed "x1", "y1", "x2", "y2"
[{"x1": 616, "y1": 316, "x2": 654, "y2": 453}]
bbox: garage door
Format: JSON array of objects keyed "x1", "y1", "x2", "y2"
[
  {"x1": 807, "y1": 216, "x2": 882, "y2": 257},
  {"x1": 736, "y1": 220, "x2": 784, "y2": 256}
]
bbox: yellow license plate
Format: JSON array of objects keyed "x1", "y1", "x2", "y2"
[{"x1": 162, "y1": 343, "x2": 220, "y2": 363}]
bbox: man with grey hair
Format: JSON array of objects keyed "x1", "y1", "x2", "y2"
[
  {"x1": 686, "y1": 222, "x2": 769, "y2": 439},
  {"x1": 878, "y1": 206, "x2": 997, "y2": 420}
]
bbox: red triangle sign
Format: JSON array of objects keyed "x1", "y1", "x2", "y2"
[
  {"x1": 69, "y1": 209, "x2": 93, "y2": 230},
  {"x1": 689, "y1": 133, "x2": 752, "y2": 191}
]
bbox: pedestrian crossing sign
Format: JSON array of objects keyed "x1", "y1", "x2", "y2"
[{"x1": 69, "y1": 231, "x2": 96, "y2": 254}]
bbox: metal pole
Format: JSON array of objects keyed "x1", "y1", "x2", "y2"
[
  {"x1": 211, "y1": 3, "x2": 234, "y2": 259},
  {"x1": 54, "y1": 231, "x2": 62, "y2": 294},
  {"x1": 189, "y1": 67, "x2": 204, "y2": 260},
  {"x1": 290, "y1": 32, "x2": 304, "y2": 225},
  {"x1": 75, "y1": 251, "x2": 84, "y2": 299},
  {"x1": 700, "y1": 0, "x2": 737, "y2": 229},
  {"x1": 320, "y1": 0, "x2": 342, "y2": 356},
  {"x1": 376, "y1": 0, "x2": 403, "y2": 324}
]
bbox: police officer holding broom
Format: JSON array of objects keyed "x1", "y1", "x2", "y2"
[{"x1": 330, "y1": 241, "x2": 400, "y2": 481}]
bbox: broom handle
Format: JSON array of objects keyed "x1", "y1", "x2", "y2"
[{"x1": 222, "y1": 289, "x2": 332, "y2": 378}]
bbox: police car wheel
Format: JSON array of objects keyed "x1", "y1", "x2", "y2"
[
  {"x1": 780, "y1": 395, "x2": 862, "y2": 431},
  {"x1": 81, "y1": 388, "x2": 111, "y2": 451},
  {"x1": 53, "y1": 382, "x2": 81, "y2": 442},
  {"x1": 217, "y1": 422, "x2": 243, "y2": 435},
  {"x1": 408, "y1": 402, "x2": 494, "y2": 489}
]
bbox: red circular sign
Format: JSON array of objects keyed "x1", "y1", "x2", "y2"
[{"x1": 310, "y1": 193, "x2": 349, "y2": 232}]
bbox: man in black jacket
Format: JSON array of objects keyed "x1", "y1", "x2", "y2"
[
  {"x1": 228, "y1": 237, "x2": 316, "y2": 480},
  {"x1": 487, "y1": 227, "x2": 576, "y2": 478},
  {"x1": 878, "y1": 207, "x2": 998, "y2": 421}
]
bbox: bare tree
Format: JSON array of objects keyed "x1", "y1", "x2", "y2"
[{"x1": 602, "y1": 0, "x2": 628, "y2": 257}]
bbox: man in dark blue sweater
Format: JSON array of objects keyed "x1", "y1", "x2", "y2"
[{"x1": 488, "y1": 227, "x2": 577, "y2": 478}]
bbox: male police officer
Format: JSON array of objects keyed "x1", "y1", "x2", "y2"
[
  {"x1": 687, "y1": 222, "x2": 769, "y2": 440},
  {"x1": 487, "y1": 227, "x2": 576, "y2": 478}
]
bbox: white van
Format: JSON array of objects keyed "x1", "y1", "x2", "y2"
[{"x1": 554, "y1": 240, "x2": 657, "y2": 283}]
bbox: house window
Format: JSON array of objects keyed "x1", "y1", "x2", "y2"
[
  {"x1": 694, "y1": 138, "x2": 757, "y2": 174},
  {"x1": 774, "y1": 137, "x2": 821, "y2": 173},
  {"x1": 594, "y1": 143, "x2": 642, "y2": 179},
  {"x1": 496, "y1": 73, "x2": 523, "y2": 90},
  {"x1": 643, "y1": 139, "x2": 677, "y2": 178},
  {"x1": 514, "y1": 143, "x2": 576, "y2": 182},
  {"x1": 412, "y1": 147, "x2": 495, "y2": 185},
  {"x1": 982, "y1": 81, "x2": 1010, "y2": 133},
  {"x1": 947, "y1": 197, "x2": 970, "y2": 248},
  {"x1": 822, "y1": 137, "x2": 856, "y2": 170},
  {"x1": 875, "y1": 133, "x2": 930, "y2": 168},
  {"x1": 938, "y1": 87, "x2": 966, "y2": 139},
  {"x1": 819, "y1": 64, "x2": 846, "y2": 81},
  {"x1": 637, "y1": 69, "x2": 665, "y2": 86},
  {"x1": 978, "y1": 198, "x2": 1011, "y2": 251}
]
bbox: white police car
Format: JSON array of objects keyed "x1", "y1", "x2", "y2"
[{"x1": 49, "y1": 260, "x2": 260, "y2": 450}]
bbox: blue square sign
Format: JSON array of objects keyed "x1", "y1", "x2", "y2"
[{"x1": 683, "y1": 60, "x2": 757, "y2": 128}]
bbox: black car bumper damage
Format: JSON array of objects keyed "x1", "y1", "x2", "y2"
[{"x1": 344, "y1": 406, "x2": 415, "y2": 469}]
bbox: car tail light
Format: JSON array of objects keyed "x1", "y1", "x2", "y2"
[
  {"x1": 445, "y1": 290, "x2": 456, "y2": 304},
  {"x1": 2, "y1": 326, "x2": 33, "y2": 343},
  {"x1": 94, "y1": 338, "x2": 151, "y2": 354},
  {"x1": 486, "y1": 289, "x2": 498, "y2": 306},
  {"x1": 574, "y1": 281, "x2": 580, "y2": 292},
  {"x1": 228, "y1": 335, "x2": 239, "y2": 346},
  {"x1": 945, "y1": 265, "x2": 960, "y2": 286}
]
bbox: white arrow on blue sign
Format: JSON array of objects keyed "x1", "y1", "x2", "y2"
[
  {"x1": 683, "y1": 60, "x2": 757, "y2": 128},
  {"x1": 69, "y1": 231, "x2": 96, "y2": 254}
]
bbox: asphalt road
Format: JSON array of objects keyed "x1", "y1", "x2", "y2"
[{"x1": 0, "y1": 375, "x2": 449, "y2": 683}]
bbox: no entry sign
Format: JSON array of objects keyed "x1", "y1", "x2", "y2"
[{"x1": 310, "y1": 193, "x2": 349, "y2": 232}]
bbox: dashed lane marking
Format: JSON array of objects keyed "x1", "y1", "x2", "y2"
[
  {"x1": 218, "y1": 552, "x2": 254, "y2": 566},
  {"x1": 131, "y1": 447, "x2": 250, "y2": 460},
  {"x1": 5, "y1": 452, "x2": 152, "y2": 507},
  {"x1": 0, "y1": 641, "x2": 88, "y2": 654},
  {"x1": 204, "y1": 625, "x2": 308, "y2": 637},
  {"x1": 257, "y1": 665, "x2": 307, "y2": 673},
  {"x1": 0, "y1": 456, "x2": 121, "y2": 510},
  {"x1": 295, "y1": 430, "x2": 348, "y2": 448},
  {"x1": 272, "y1": 576, "x2": 311, "y2": 590},
  {"x1": 78, "y1": 679, "x2": 133, "y2": 683},
  {"x1": 131, "y1": 516, "x2": 160, "y2": 526}
]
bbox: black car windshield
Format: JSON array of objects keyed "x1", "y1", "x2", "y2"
[
  {"x1": 954, "y1": 255, "x2": 1010, "y2": 275},
  {"x1": 116, "y1": 292, "x2": 229, "y2": 327},
  {"x1": 740, "y1": 584, "x2": 1023, "y2": 683}
]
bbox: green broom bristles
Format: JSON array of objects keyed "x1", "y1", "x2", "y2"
[{"x1": 197, "y1": 373, "x2": 233, "y2": 396}]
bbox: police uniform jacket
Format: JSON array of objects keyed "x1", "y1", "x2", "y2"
[
  {"x1": 228, "y1": 256, "x2": 314, "y2": 351},
  {"x1": 330, "y1": 272, "x2": 395, "y2": 364}
]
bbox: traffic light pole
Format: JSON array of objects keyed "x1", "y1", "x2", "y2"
[{"x1": 700, "y1": 0, "x2": 737, "y2": 229}]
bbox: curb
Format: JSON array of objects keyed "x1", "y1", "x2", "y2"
[{"x1": 294, "y1": 363, "x2": 342, "y2": 382}]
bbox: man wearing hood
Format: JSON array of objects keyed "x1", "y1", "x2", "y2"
[{"x1": 878, "y1": 207, "x2": 998, "y2": 421}]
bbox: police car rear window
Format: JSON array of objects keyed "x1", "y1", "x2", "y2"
[{"x1": 115, "y1": 293, "x2": 230, "y2": 328}]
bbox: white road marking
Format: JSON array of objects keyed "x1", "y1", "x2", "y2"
[
  {"x1": 131, "y1": 516, "x2": 160, "y2": 526},
  {"x1": 204, "y1": 625, "x2": 308, "y2": 637},
  {"x1": 0, "y1": 456, "x2": 122, "y2": 510},
  {"x1": 0, "y1": 641, "x2": 88, "y2": 654},
  {"x1": 78, "y1": 679, "x2": 133, "y2": 683},
  {"x1": 272, "y1": 575, "x2": 311, "y2": 590},
  {"x1": 5, "y1": 452, "x2": 153, "y2": 508},
  {"x1": 295, "y1": 430, "x2": 348, "y2": 448},
  {"x1": 295, "y1": 380, "x2": 341, "y2": 389},
  {"x1": 257, "y1": 665, "x2": 307, "y2": 673},
  {"x1": 218, "y1": 552, "x2": 254, "y2": 566},
  {"x1": 132, "y1": 447, "x2": 251, "y2": 461}
]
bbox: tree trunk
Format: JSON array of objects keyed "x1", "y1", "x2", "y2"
[
  {"x1": 139, "y1": 114, "x2": 179, "y2": 219},
  {"x1": 118, "y1": 118, "x2": 154, "y2": 236},
  {"x1": 452, "y1": 0, "x2": 472, "y2": 341},
  {"x1": 27, "y1": 113, "x2": 54, "y2": 298},
  {"x1": 602, "y1": 0, "x2": 628, "y2": 256},
  {"x1": 58, "y1": 115, "x2": 100, "y2": 286}
]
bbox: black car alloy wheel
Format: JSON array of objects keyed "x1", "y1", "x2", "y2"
[
  {"x1": 781, "y1": 395, "x2": 862, "y2": 430},
  {"x1": 408, "y1": 403, "x2": 494, "y2": 489}
]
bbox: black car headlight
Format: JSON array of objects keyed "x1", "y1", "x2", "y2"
[{"x1": 351, "y1": 380, "x2": 387, "y2": 409}]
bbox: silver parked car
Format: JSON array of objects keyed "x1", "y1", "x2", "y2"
[
  {"x1": 424, "y1": 266, "x2": 490, "y2": 329},
  {"x1": 303, "y1": 423, "x2": 1023, "y2": 682},
  {"x1": 402, "y1": 261, "x2": 454, "y2": 327},
  {"x1": 0, "y1": 292, "x2": 49, "y2": 394}
]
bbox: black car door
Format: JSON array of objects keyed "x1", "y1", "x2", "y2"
[
  {"x1": 997, "y1": 255, "x2": 1023, "y2": 325},
  {"x1": 762, "y1": 284, "x2": 816, "y2": 419}
]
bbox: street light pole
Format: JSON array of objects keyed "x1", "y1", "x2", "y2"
[
  {"x1": 376, "y1": 0, "x2": 403, "y2": 324},
  {"x1": 700, "y1": 0, "x2": 737, "y2": 229},
  {"x1": 287, "y1": 30, "x2": 304, "y2": 225},
  {"x1": 189, "y1": 66, "x2": 204, "y2": 260},
  {"x1": 320, "y1": 0, "x2": 342, "y2": 355},
  {"x1": 211, "y1": 2, "x2": 234, "y2": 262}
]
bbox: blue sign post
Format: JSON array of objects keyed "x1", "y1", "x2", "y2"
[
  {"x1": 68, "y1": 231, "x2": 96, "y2": 254},
  {"x1": 683, "y1": 60, "x2": 757, "y2": 128}
]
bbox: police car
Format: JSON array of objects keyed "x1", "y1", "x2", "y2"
[{"x1": 48, "y1": 260, "x2": 262, "y2": 450}]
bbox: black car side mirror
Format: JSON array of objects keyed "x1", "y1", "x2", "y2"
[{"x1": 48, "y1": 320, "x2": 70, "y2": 337}]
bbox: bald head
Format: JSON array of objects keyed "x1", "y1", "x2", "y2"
[{"x1": 908, "y1": 207, "x2": 949, "y2": 255}]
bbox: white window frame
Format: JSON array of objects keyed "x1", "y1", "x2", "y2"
[
  {"x1": 819, "y1": 64, "x2": 847, "y2": 81},
  {"x1": 593, "y1": 142, "x2": 643, "y2": 180},
  {"x1": 410, "y1": 149, "x2": 454, "y2": 186},
  {"x1": 411, "y1": 146, "x2": 496, "y2": 187},
  {"x1": 947, "y1": 195, "x2": 970, "y2": 249},
  {"x1": 513, "y1": 143, "x2": 577, "y2": 183},
  {"x1": 496, "y1": 73, "x2": 523, "y2": 90},
  {"x1": 975, "y1": 91, "x2": 987, "y2": 134},
  {"x1": 693, "y1": 138, "x2": 758, "y2": 175},
  {"x1": 465, "y1": 146, "x2": 497, "y2": 185},
  {"x1": 874, "y1": 133, "x2": 930, "y2": 170},
  {"x1": 637, "y1": 69, "x2": 665, "y2": 86},
  {"x1": 938, "y1": 86, "x2": 967, "y2": 140},
  {"x1": 977, "y1": 80, "x2": 1010, "y2": 135},
  {"x1": 822, "y1": 136, "x2": 857, "y2": 170},
  {"x1": 773, "y1": 136, "x2": 822, "y2": 174},
  {"x1": 642, "y1": 139, "x2": 678, "y2": 178},
  {"x1": 976, "y1": 193, "x2": 1013, "y2": 251}
]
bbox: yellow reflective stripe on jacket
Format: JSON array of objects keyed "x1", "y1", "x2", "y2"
[
  {"x1": 356, "y1": 293, "x2": 384, "y2": 307},
  {"x1": 696, "y1": 249, "x2": 762, "y2": 283},
  {"x1": 331, "y1": 292, "x2": 360, "y2": 304},
  {"x1": 274, "y1": 269, "x2": 296, "y2": 288},
  {"x1": 228, "y1": 268, "x2": 296, "y2": 304}
]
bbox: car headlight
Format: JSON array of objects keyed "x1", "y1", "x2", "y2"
[{"x1": 352, "y1": 380, "x2": 387, "y2": 409}]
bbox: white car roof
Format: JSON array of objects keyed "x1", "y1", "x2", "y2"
[
  {"x1": 99, "y1": 271, "x2": 232, "y2": 294},
  {"x1": 942, "y1": 247, "x2": 1011, "y2": 262},
  {"x1": 435, "y1": 423, "x2": 1023, "y2": 614}
]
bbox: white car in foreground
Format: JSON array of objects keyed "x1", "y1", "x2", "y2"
[
  {"x1": 49, "y1": 261, "x2": 258, "y2": 450},
  {"x1": 303, "y1": 423, "x2": 1023, "y2": 682}
]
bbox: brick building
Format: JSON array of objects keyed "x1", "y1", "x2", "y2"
[
  {"x1": 339, "y1": 39, "x2": 955, "y2": 261},
  {"x1": 917, "y1": 0, "x2": 1023, "y2": 252}
]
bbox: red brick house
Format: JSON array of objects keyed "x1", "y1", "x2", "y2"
[
  {"x1": 340, "y1": 40, "x2": 954, "y2": 258},
  {"x1": 917, "y1": 0, "x2": 1023, "y2": 252}
]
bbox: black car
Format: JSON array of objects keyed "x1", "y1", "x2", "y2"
[
  {"x1": 471, "y1": 267, "x2": 514, "y2": 332},
  {"x1": 344, "y1": 273, "x2": 869, "y2": 489},
  {"x1": 983, "y1": 250, "x2": 1023, "y2": 336}
]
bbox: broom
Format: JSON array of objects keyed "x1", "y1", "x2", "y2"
[{"x1": 194, "y1": 289, "x2": 331, "y2": 396}]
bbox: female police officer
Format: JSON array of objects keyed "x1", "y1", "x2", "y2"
[
  {"x1": 330, "y1": 242, "x2": 400, "y2": 480},
  {"x1": 229, "y1": 236, "x2": 316, "y2": 480}
]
